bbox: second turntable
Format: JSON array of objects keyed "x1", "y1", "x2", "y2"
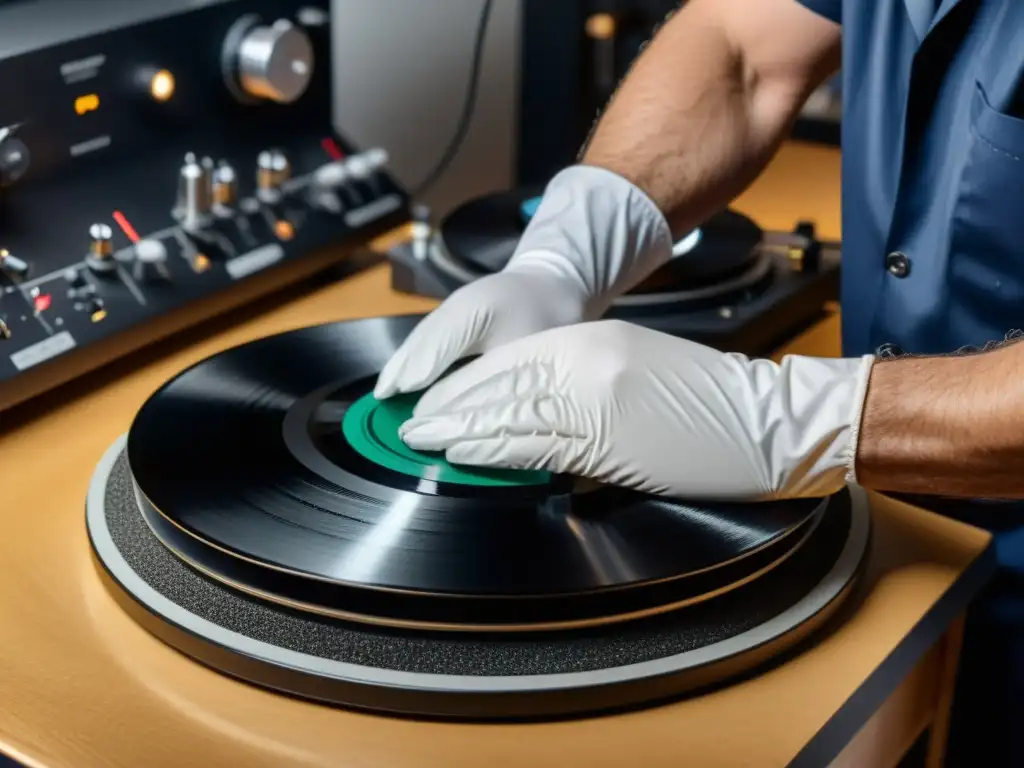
[{"x1": 387, "y1": 188, "x2": 840, "y2": 355}]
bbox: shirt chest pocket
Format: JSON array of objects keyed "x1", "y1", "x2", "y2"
[{"x1": 950, "y1": 82, "x2": 1024, "y2": 324}]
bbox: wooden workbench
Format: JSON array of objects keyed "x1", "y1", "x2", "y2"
[{"x1": 0, "y1": 142, "x2": 993, "y2": 767}]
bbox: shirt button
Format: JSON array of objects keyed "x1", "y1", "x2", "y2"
[
  {"x1": 875, "y1": 343, "x2": 905, "y2": 358},
  {"x1": 886, "y1": 251, "x2": 910, "y2": 278}
]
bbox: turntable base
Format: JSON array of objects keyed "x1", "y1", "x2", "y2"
[{"x1": 89, "y1": 436, "x2": 868, "y2": 719}]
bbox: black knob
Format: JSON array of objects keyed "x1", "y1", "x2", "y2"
[
  {"x1": 795, "y1": 221, "x2": 816, "y2": 240},
  {"x1": 791, "y1": 221, "x2": 822, "y2": 272},
  {"x1": 0, "y1": 131, "x2": 29, "y2": 187}
]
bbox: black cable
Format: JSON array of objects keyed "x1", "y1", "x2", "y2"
[{"x1": 411, "y1": 0, "x2": 494, "y2": 198}]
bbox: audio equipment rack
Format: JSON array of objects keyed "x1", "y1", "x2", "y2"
[{"x1": 0, "y1": 0, "x2": 409, "y2": 412}]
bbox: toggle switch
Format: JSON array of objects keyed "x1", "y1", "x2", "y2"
[
  {"x1": 0, "y1": 248, "x2": 29, "y2": 280},
  {"x1": 344, "y1": 147, "x2": 389, "y2": 182},
  {"x1": 213, "y1": 160, "x2": 238, "y2": 208},
  {"x1": 176, "y1": 152, "x2": 212, "y2": 231},
  {"x1": 257, "y1": 148, "x2": 290, "y2": 201},
  {"x1": 85, "y1": 223, "x2": 117, "y2": 273},
  {"x1": 312, "y1": 159, "x2": 349, "y2": 190}
]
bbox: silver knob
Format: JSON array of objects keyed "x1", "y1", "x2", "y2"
[
  {"x1": 236, "y1": 19, "x2": 314, "y2": 104},
  {"x1": 0, "y1": 127, "x2": 29, "y2": 187},
  {"x1": 176, "y1": 152, "x2": 212, "y2": 230},
  {"x1": 132, "y1": 239, "x2": 168, "y2": 282},
  {"x1": 345, "y1": 148, "x2": 389, "y2": 181},
  {"x1": 411, "y1": 205, "x2": 431, "y2": 262},
  {"x1": 312, "y1": 160, "x2": 349, "y2": 190}
]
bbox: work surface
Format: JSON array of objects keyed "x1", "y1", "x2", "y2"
[{"x1": 0, "y1": 142, "x2": 994, "y2": 767}]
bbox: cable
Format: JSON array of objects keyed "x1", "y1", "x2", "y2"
[{"x1": 411, "y1": 0, "x2": 494, "y2": 198}]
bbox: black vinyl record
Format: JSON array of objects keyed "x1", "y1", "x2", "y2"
[
  {"x1": 439, "y1": 189, "x2": 764, "y2": 292},
  {"x1": 127, "y1": 316, "x2": 825, "y2": 631}
]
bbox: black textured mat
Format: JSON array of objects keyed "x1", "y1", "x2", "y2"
[{"x1": 104, "y1": 450, "x2": 853, "y2": 677}]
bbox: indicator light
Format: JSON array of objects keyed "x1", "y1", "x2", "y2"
[
  {"x1": 90, "y1": 308, "x2": 107, "y2": 323},
  {"x1": 32, "y1": 293, "x2": 52, "y2": 313},
  {"x1": 193, "y1": 253, "x2": 211, "y2": 272},
  {"x1": 274, "y1": 220, "x2": 295, "y2": 241},
  {"x1": 149, "y1": 70, "x2": 175, "y2": 102},
  {"x1": 585, "y1": 13, "x2": 616, "y2": 40},
  {"x1": 74, "y1": 93, "x2": 100, "y2": 116}
]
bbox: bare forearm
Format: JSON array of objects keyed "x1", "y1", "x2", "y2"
[
  {"x1": 583, "y1": 0, "x2": 839, "y2": 238},
  {"x1": 856, "y1": 341, "x2": 1024, "y2": 497}
]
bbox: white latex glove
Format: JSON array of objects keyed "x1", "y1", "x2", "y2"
[
  {"x1": 398, "y1": 320, "x2": 875, "y2": 501},
  {"x1": 374, "y1": 165, "x2": 673, "y2": 398}
]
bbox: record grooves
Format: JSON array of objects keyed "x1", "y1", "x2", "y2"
[
  {"x1": 127, "y1": 317, "x2": 825, "y2": 624},
  {"x1": 89, "y1": 316, "x2": 869, "y2": 718}
]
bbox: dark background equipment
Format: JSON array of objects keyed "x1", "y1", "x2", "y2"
[
  {"x1": 0, "y1": 0, "x2": 408, "y2": 412},
  {"x1": 517, "y1": 0, "x2": 840, "y2": 188}
]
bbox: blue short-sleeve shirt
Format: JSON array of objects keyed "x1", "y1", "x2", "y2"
[{"x1": 797, "y1": 0, "x2": 1024, "y2": 356}]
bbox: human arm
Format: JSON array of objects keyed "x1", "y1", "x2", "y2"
[
  {"x1": 375, "y1": 0, "x2": 841, "y2": 398},
  {"x1": 581, "y1": 0, "x2": 841, "y2": 239},
  {"x1": 856, "y1": 340, "x2": 1024, "y2": 498}
]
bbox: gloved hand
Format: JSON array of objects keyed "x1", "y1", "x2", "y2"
[
  {"x1": 398, "y1": 320, "x2": 875, "y2": 500},
  {"x1": 374, "y1": 166, "x2": 674, "y2": 399}
]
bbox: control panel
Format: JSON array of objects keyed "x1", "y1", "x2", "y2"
[{"x1": 0, "y1": 0, "x2": 409, "y2": 411}]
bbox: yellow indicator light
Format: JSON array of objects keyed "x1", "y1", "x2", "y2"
[
  {"x1": 193, "y1": 253, "x2": 211, "y2": 273},
  {"x1": 150, "y1": 69, "x2": 175, "y2": 102},
  {"x1": 585, "y1": 13, "x2": 616, "y2": 40},
  {"x1": 74, "y1": 94, "x2": 100, "y2": 116},
  {"x1": 90, "y1": 308, "x2": 107, "y2": 323},
  {"x1": 274, "y1": 220, "x2": 295, "y2": 241}
]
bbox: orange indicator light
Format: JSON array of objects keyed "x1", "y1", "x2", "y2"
[
  {"x1": 74, "y1": 94, "x2": 100, "y2": 116},
  {"x1": 274, "y1": 220, "x2": 295, "y2": 241}
]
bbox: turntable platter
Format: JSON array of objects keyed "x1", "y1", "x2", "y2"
[
  {"x1": 439, "y1": 189, "x2": 764, "y2": 291},
  {"x1": 126, "y1": 315, "x2": 823, "y2": 631},
  {"x1": 91, "y1": 314, "x2": 868, "y2": 718}
]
